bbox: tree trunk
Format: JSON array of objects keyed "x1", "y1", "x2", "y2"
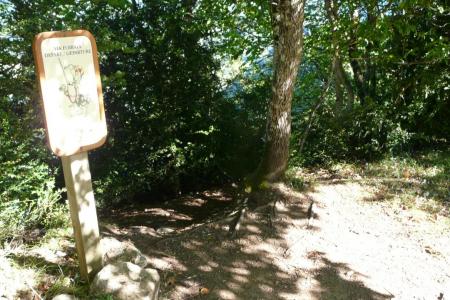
[
  {"x1": 364, "y1": 0, "x2": 378, "y2": 101},
  {"x1": 348, "y1": 7, "x2": 368, "y2": 104},
  {"x1": 334, "y1": 59, "x2": 344, "y2": 112},
  {"x1": 252, "y1": 0, "x2": 305, "y2": 184},
  {"x1": 325, "y1": 0, "x2": 355, "y2": 113},
  {"x1": 335, "y1": 58, "x2": 355, "y2": 105},
  {"x1": 299, "y1": 58, "x2": 335, "y2": 155}
]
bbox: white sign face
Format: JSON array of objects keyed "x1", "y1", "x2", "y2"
[{"x1": 33, "y1": 30, "x2": 107, "y2": 156}]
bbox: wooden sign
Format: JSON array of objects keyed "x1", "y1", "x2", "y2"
[
  {"x1": 33, "y1": 30, "x2": 107, "y2": 156},
  {"x1": 33, "y1": 30, "x2": 105, "y2": 281}
]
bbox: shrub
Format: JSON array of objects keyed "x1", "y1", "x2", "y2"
[
  {"x1": 291, "y1": 101, "x2": 417, "y2": 166},
  {"x1": 0, "y1": 98, "x2": 67, "y2": 242}
]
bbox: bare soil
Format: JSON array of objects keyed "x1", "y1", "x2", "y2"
[{"x1": 101, "y1": 180, "x2": 450, "y2": 300}]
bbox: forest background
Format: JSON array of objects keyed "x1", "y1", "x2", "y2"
[{"x1": 0, "y1": 0, "x2": 448, "y2": 242}]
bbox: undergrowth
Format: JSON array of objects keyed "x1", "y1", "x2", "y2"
[
  {"x1": 290, "y1": 148, "x2": 449, "y2": 216},
  {"x1": 0, "y1": 227, "x2": 115, "y2": 299}
]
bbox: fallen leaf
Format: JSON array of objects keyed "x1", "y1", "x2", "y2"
[
  {"x1": 166, "y1": 276, "x2": 176, "y2": 286},
  {"x1": 199, "y1": 287, "x2": 209, "y2": 295}
]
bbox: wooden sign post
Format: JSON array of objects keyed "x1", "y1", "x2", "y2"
[{"x1": 33, "y1": 30, "x2": 107, "y2": 281}]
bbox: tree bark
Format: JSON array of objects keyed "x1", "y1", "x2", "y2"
[
  {"x1": 348, "y1": 7, "x2": 368, "y2": 104},
  {"x1": 252, "y1": 0, "x2": 305, "y2": 184}
]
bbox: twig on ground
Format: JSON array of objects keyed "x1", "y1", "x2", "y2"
[
  {"x1": 306, "y1": 198, "x2": 314, "y2": 228},
  {"x1": 25, "y1": 279, "x2": 43, "y2": 300},
  {"x1": 228, "y1": 206, "x2": 247, "y2": 238},
  {"x1": 272, "y1": 199, "x2": 278, "y2": 218},
  {"x1": 227, "y1": 196, "x2": 249, "y2": 237}
]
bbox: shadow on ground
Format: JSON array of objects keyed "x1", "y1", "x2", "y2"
[
  {"x1": 308, "y1": 251, "x2": 391, "y2": 300},
  {"x1": 99, "y1": 187, "x2": 240, "y2": 232},
  {"x1": 101, "y1": 184, "x2": 391, "y2": 299}
]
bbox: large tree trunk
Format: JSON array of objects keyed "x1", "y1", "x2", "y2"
[{"x1": 252, "y1": 0, "x2": 305, "y2": 184}]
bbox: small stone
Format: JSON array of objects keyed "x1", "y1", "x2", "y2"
[
  {"x1": 100, "y1": 237, "x2": 148, "y2": 267},
  {"x1": 52, "y1": 294, "x2": 78, "y2": 300},
  {"x1": 91, "y1": 262, "x2": 160, "y2": 300}
]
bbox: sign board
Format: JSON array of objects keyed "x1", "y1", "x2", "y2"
[{"x1": 33, "y1": 30, "x2": 107, "y2": 156}]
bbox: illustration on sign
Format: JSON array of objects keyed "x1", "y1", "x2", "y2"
[{"x1": 58, "y1": 58, "x2": 90, "y2": 107}]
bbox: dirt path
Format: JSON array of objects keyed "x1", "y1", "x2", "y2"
[{"x1": 102, "y1": 182, "x2": 450, "y2": 299}]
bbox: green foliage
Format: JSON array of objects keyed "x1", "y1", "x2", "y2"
[
  {"x1": 194, "y1": 0, "x2": 271, "y2": 61},
  {"x1": 0, "y1": 0, "x2": 268, "y2": 206},
  {"x1": 0, "y1": 0, "x2": 448, "y2": 216},
  {"x1": 215, "y1": 72, "x2": 270, "y2": 179},
  {"x1": 284, "y1": 168, "x2": 306, "y2": 191},
  {"x1": 86, "y1": 0, "x2": 229, "y2": 202},
  {"x1": 292, "y1": 102, "x2": 408, "y2": 165},
  {"x1": 336, "y1": 149, "x2": 450, "y2": 213},
  {"x1": 0, "y1": 97, "x2": 67, "y2": 241},
  {"x1": 287, "y1": 0, "x2": 449, "y2": 166}
]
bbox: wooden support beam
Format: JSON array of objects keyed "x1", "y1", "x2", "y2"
[{"x1": 61, "y1": 151, "x2": 102, "y2": 281}]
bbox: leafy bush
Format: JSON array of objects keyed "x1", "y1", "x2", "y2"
[
  {"x1": 85, "y1": 1, "x2": 268, "y2": 203},
  {"x1": 0, "y1": 98, "x2": 67, "y2": 241},
  {"x1": 291, "y1": 101, "x2": 418, "y2": 166}
]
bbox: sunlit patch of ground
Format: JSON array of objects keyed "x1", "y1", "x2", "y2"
[
  {"x1": 103, "y1": 179, "x2": 449, "y2": 299},
  {"x1": 0, "y1": 249, "x2": 39, "y2": 299},
  {"x1": 0, "y1": 228, "x2": 90, "y2": 299}
]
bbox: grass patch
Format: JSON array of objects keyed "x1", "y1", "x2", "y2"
[
  {"x1": 358, "y1": 149, "x2": 448, "y2": 214},
  {"x1": 305, "y1": 149, "x2": 450, "y2": 216},
  {"x1": 284, "y1": 168, "x2": 308, "y2": 191},
  {"x1": 0, "y1": 224, "x2": 115, "y2": 299},
  {"x1": 289, "y1": 148, "x2": 449, "y2": 218}
]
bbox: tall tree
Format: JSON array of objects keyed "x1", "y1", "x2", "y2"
[
  {"x1": 253, "y1": 0, "x2": 305, "y2": 183},
  {"x1": 324, "y1": 0, "x2": 354, "y2": 112}
]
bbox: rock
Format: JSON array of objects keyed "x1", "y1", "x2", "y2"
[
  {"x1": 91, "y1": 262, "x2": 160, "y2": 300},
  {"x1": 52, "y1": 294, "x2": 78, "y2": 300},
  {"x1": 100, "y1": 237, "x2": 148, "y2": 267}
]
